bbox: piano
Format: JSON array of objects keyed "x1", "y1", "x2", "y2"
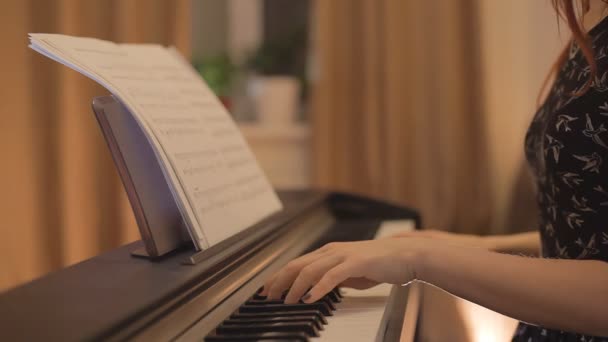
[{"x1": 0, "y1": 190, "x2": 421, "y2": 341}]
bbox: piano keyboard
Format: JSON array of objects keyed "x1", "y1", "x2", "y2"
[{"x1": 205, "y1": 219, "x2": 415, "y2": 342}]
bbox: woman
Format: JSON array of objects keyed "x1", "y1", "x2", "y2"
[{"x1": 262, "y1": 0, "x2": 608, "y2": 340}]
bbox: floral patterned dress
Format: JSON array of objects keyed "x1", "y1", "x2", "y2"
[{"x1": 513, "y1": 16, "x2": 608, "y2": 342}]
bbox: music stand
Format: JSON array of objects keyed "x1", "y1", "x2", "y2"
[{"x1": 91, "y1": 96, "x2": 191, "y2": 258}]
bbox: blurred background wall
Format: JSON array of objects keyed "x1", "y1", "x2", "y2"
[{"x1": 0, "y1": 0, "x2": 565, "y2": 339}]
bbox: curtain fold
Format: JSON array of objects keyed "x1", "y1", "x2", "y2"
[
  {"x1": 312, "y1": 0, "x2": 493, "y2": 233},
  {"x1": 0, "y1": 0, "x2": 191, "y2": 292}
]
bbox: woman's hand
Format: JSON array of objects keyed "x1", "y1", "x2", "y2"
[
  {"x1": 260, "y1": 238, "x2": 431, "y2": 304},
  {"x1": 390, "y1": 229, "x2": 542, "y2": 255}
]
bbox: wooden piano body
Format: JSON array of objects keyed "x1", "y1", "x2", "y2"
[{"x1": 0, "y1": 190, "x2": 421, "y2": 341}]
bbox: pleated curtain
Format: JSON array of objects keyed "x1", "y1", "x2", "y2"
[{"x1": 0, "y1": 0, "x2": 191, "y2": 291}]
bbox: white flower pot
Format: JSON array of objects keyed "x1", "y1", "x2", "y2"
[{"x1": 249, "y1": 75, "x2": 300, "y2": 125}]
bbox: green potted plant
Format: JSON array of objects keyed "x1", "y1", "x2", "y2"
[
  {"x1": 192, "y1": 54, "x2": 235, "y2": 110},
  {"x1": 245, "y1": 28, "x2": 308, "y2": 125}
]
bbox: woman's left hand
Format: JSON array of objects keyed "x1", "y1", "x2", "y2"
[{"x1": 260, "y1": 238, "x2": 429, "y2": 304}]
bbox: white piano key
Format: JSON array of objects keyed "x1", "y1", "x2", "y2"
[
  {"x1": 374, "y1": 219, "x2": 416, "y2": 238},
  {"x1": 312, "y1": 292, "x2": 390, "y2": 341},
  {"x1": 314, "y1": 219, "x2": 415, "y2": 341}
]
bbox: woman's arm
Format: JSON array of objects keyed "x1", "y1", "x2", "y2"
[
  {"x1": 262, "y1": 238, "x2": 608, "y2": 337},
  {"x1": 420, "y1": 244, "x2": 608, "y2": 336},
  {"x1": 392, "y1": 229, "x2": 542, "y2": 255},
  {"x1": 484, "y1": 231, "x2": 541, "y2": 255}
]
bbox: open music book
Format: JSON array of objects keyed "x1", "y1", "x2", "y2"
[{"x1": 28, "y1": 34, "x2": 282, "y2": 251}]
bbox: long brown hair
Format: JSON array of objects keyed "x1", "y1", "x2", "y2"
[{"x1": 539, "y1": 0, "x2": 601, "y2": 104}]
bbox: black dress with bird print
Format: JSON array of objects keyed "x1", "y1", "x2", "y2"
[{"x1": 512, "y1": 17, "x2": 608, "y2": 342}]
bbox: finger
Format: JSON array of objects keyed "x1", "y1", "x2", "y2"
[
  {"x1": 258, "y1": 273, "x2": 278, "y2": 296},
  {"x1": 260, "y1": 248, "x2": 327, "y2": 296},
  {"x1": 303, "y1": 262, "x2": 356, "y2": 303},
  {"x1": 387, "y1": 231, "x2": 415, "y2": 239},
  {"x1": 283, "y1": 255, "x2": 343, "y2": 304},
  {"x1": 264, "y1": 250, "x2": 327, "y2": 299}
]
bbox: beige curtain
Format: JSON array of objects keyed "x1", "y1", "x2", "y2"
[
  {"x1": 312, "y1": 3, "x2": 490, "y2": 339},
  {"x1": 0, "y1": 0, "x2": 191, "y2": 292},
  {"x1": 312, "y1": 0, "x2": 492, "y2": 233}
]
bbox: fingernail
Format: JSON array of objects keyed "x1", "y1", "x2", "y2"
[{"x1": 301, "y1": 292, "x2": 312, "y2": 302}]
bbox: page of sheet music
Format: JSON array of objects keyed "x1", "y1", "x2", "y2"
[{"x1": 28, "y1": 34, "x2": 282, "y2": 249}]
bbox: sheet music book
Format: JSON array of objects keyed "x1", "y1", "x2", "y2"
[{"x1": 28, "y1": 34, "x2": 283, "y2": 250}]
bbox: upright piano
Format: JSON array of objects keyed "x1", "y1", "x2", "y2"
[{"x1": 0, "y1": 190, "x2": 421, "y2": 341}]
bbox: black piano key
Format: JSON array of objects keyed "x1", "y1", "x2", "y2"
[
  {"x1": 317, "y1": 296, "x2": 336, "y2": 310},
  {"x1": 259, "y1": 288, "x2": 311, "y2": 301},
  {"x1": 246, "y1": 297, "x2": 336, "y2": 311},
  {"x1": 224, "y1": 316, "x2": 324, "y2": 331},
  {"x1": 251, "y1": 290, "x2": 290, "y2": 301},
  {"x1": 246, "y1": 299, "x2": 286, "y2": 305},
  {"x1": 205, "y1": 331, "x2": 309, "y2": 342},
  {"x1": 252, "y1": 287, "x2": 268, "y2": 300},
  {"x1": 252, "y1": 293, "x2": 267, "y2": 300},
  {"x1": 326, "y1": 290, "x2": 341, "y2": 303},
  {"x1": 231, "y1": 311, "x2": 328, "y2": 325},
  {"x1": 240, "y1": 303, "x2": 333, "y2": 316},
  {"x1": 253, "y1": 289, "x2": 340, "y2": 304},
  {"x1": 216, "y1": 322, "x2": 320, "y2": 338}
]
